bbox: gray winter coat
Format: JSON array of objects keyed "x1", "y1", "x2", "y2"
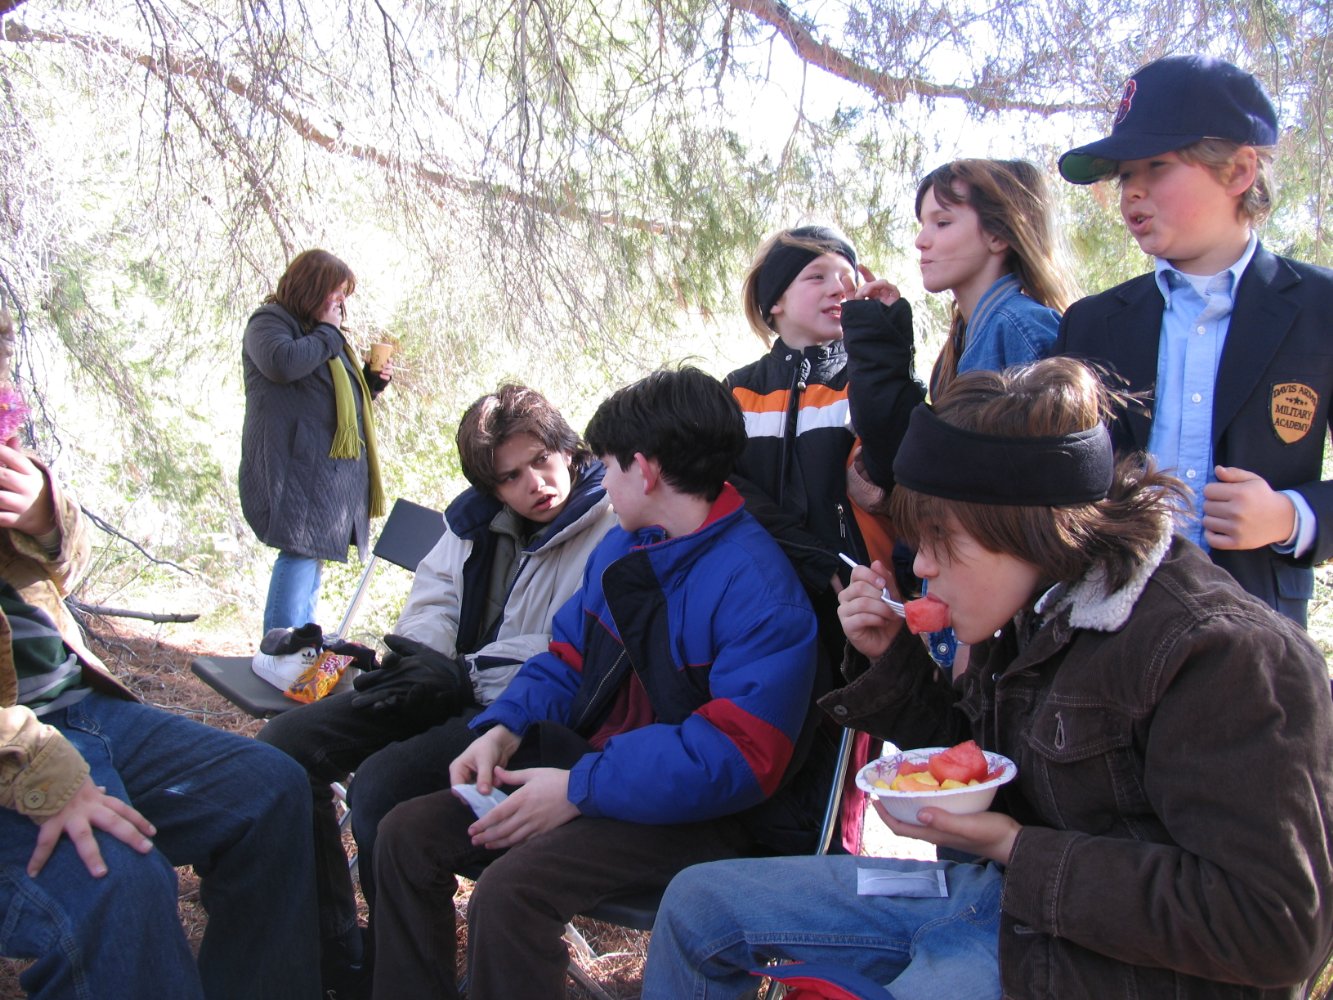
[{"x1": 239, "y1": 302, "x2": 371, "y2": 562}]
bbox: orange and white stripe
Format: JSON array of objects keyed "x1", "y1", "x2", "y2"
[{"x1": 732, "y1": 385, "x2": 850, "y2": 439}]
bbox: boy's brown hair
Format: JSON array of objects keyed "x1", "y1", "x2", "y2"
[
  {"x1": 585, "y1": 366, "x2": 745, "y2": 502},
  {"x1": 456, "y1": 384, "x2": 590, "y2": 494},
  {"x1": 890, "y1": 358, "x2": 1187, "y2": 594}
]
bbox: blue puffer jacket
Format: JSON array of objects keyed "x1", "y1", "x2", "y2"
[{"x1": 472, "y1": 484, "x2": 818, "y2": 827}]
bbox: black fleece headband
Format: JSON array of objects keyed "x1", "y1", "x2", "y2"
[
  {"x1": 756, "y1": 226, "x2": 858, "y2": 320},
  {"x1": 892, "y1": 405, "x2": 1115, "y2": 506}
]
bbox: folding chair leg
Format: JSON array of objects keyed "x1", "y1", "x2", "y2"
[
  {"x1": 564, "y1": 954, "x2": 616, "y2": 1000},
  {"x1": 333, "y1": 781, "x2": 350, "y2": 826},
  {"x1": 331, "y1": 780, "x2": 359, "y2": 879},
  {"x1": 562, "y1": 921, "x2": 597, "y2": 963},
  {"x1": 334, "y1": 556, "x2": 381, "y2": 639},
  {"x1": 757, "y1": 963, "x2": 792, "y2": 999},
  {"x1": 560, "y1": 922, "x2": 619, "y2": 1000}
]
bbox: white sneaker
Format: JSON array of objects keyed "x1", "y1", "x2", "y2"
[{"x1": 252, "y1": 623, "x2": 324, "y2": 689}]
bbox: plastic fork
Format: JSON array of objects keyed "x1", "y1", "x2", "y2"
[{"x1": 838, "y1": 553, "x2": 905, "y2": 617}]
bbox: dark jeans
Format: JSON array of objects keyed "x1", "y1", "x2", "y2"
[
  {"x1": 257, "y1": 689, "x2": 482, "y2": 942},
  {"x1": 0, "y1": 693, "x2": 319, "y2": 1000},
  {"x1": 371, "y1": 792, "x2": 753, "y2": 1000}
]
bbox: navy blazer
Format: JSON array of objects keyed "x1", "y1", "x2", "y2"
[{"x1": 1056, "y1": 244, "x2": 1333, "y2": 625}]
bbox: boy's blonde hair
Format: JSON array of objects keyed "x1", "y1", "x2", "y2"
[
  {"x1": 741, "y1": 227, "x2": 856, "y2": 347},
  {"x1": 1174, "y1": 139, "x2": 1276, "y2": 225}
]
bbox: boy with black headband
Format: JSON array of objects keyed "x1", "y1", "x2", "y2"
[
  {"x1": 726, "y1": 227, "x2": 871, "y2": 854},
  {"x1": 1055, "y1": 54, "x2": 1333, "y2": 627},
  {"x1": 728, "y1": 225, "x2": 867, "y2": 604},
  {"x1": 642, "y1": 357, "x2": 1333, "y2": 1000}
]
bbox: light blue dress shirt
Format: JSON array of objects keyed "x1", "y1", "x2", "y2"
[{"x1": 1148, "y1": 234, "x2": 1312, "y2": 555}]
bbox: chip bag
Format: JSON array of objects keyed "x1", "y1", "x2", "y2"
[{"x1": 284, "y1": 650, "x2": 354, "y2": 704}]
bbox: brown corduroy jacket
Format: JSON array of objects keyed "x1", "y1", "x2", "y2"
[{"x1": 0, "y1": 467, "x2": 133, "y2": 819}]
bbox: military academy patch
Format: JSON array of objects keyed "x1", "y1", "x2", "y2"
[{"x1": 1271, "y1": 382, "x2": 1319, "y2": 444}]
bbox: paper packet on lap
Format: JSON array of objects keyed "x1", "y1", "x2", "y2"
[
  {"x1": 856, "y1": 867, "x2": 948, "y2": 898},
  {"x1": 452, "y1": 783, "x2": 508, "y2": 819}
]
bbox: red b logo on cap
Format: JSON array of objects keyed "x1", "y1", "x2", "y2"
[{"x1": 1113, "y1": 79, "x2": 1137, "y2": 126}]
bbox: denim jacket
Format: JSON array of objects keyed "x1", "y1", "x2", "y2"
[
  {"x1": 821, "y1": 531, "x2": 1333, "y2": 998},
  {"x1": 955, "y1": 273, "x2": 1060, "y2": 379}
]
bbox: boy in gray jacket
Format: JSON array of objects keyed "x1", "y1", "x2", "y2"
[{"x1": 258, "y1": 384, "x2": 615, "y2": 998}]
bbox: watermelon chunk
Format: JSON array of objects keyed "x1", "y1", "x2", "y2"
[
  {"x1": 903, "y1": 594, "x2": 950, "y2": 634},
  {"x1": 927, "y1": 740, "x2": 988, "y2": 784}
]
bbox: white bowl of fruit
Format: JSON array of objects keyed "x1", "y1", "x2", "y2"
[{"x1": 855, "y1": 741, "x2": 1017, "y2": 825}]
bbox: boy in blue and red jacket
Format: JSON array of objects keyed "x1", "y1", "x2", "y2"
[{"x1": 369, "y1": 367, "x2": 820, "y2": 1000}]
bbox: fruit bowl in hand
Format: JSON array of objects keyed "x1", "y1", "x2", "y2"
[{"x1": 855, "y1": 742, "x2": 1017, "y2": 825}]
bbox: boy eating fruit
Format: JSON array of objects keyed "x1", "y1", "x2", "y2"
[{"x1": 642, "y1": 358, "x2": 1333, "y2": 1000}]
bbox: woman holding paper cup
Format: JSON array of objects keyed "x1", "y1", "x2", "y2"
[{"x1": 239, "y1": 248, "x2": 391, "y2": 636}]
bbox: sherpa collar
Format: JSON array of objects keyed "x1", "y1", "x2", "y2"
[{"x1": 1033, "y1": 514, "x2": 1173, "y2": 633}]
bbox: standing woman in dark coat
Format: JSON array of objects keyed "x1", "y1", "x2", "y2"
[{"x1": 240, "y1": 249, "x2": 387, "y2": 635}]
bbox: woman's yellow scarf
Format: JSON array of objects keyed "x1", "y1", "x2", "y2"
[{"x1": 327, "y1": 346, "x2": 386, "y2": 518}]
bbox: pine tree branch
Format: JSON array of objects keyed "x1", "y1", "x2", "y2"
[
  {"x1": 69, "y1": 600, "x2": 199, "y2": 624},
  {"x1": 2, "y1": 18, "x2": 679, "y2": 236},
  {"x1": 80, "y1": 506, "x2": 195, "y2": 576},
  {"x1": 729, "y1": 0, "x2": 1104, "y2": 117}
]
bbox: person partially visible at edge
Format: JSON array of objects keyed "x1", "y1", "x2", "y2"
[
  {"x1": 843, "y1": 158, "x2": 1080, "y2": 675},
  {"x1": 368, "y1": 367, "x2": 819, "y2": 1000},
  {"x1": 0, "y1": 399, "x2": 320, "y2": 994},
  {"x1": 258, "y1": 384, "x2": 616, "y2": 1000},
  {"x1": 239, "y1": 248, "x2": 389, "y2": 636},
  {"x1": 1056, "y1": 54, "x2": 1333, "y2": 628},
  {"x1": 641, "y1": 357, "x2": 1333, "y2": 1000}
]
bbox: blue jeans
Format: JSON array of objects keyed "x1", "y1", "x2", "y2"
[
  {"x1": 263, "y1": 550, "x2": 323, "y2": 633},
  {"x1": 0, "y1": 693, "x2": 320, "y2": 1000},
  {"x1": 642, "y1": 855, "x2": 1002, "y2": 1000}
]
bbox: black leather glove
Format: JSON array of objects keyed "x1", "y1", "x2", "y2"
[{"x1": 350, "y1": 633, "x2": 474, "y2": 721}]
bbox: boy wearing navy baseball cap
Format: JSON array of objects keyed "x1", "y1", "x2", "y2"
[{"x1": 1056, "y1": 54, "x2": 1333, "y2": 627}]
